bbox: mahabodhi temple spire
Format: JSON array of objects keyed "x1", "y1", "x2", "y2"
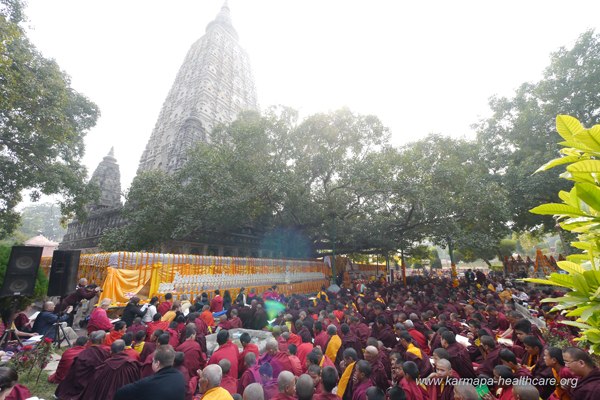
[{"x1": 137, "y1": 2, "x2": 258, "y2": 174}]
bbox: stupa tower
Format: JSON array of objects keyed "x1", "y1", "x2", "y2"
[{"x1": 138, "y1": 2, "x2": 258, "y2": 174}]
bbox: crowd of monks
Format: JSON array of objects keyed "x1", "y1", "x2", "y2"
[{"x1": 6, "y1": 272, "x2": 600, "y2": 400}]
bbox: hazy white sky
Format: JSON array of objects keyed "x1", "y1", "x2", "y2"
[{"x1": 22, "y1": 0, "x2": 600, "y2": 193}]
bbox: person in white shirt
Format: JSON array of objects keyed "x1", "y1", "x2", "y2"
[{"x1": 142, "y1": 296, "x2": 158, "y2": 323}]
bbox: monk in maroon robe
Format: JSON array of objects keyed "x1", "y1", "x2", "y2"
[
  {"x1": 176, "y1": 326, "x2": 206, "y2": 379},
  {"x1": 426, "y1": 359, "x2": 459, "y2": 400},
  {"x1": 338, "y1": 324, "x2": 364, "y2": 364},
  {"x1": 259, "y1": 338, "x2": 294, "y2": 379},
  {"x1": 352, "y1": 360, "x2": 374, "y2": 400},
  {"x1": 219, "y1": 359, "x2": 238, "y2": 395},
  {"x1": 80, "y1": 340, "x2": 141, "y2": 400},
  {"x1": 209, "y1": 330, "x2": 240, "y2": 379},
  {"x1": 239, "y1": 332, "x2": 259, "y2": 376},
  {"x1": 55, "y1": 331, "x2": 110, "y2": 400},
  {"x1": 364, "y1": 346, "x2": 389, "y2": 391},
  {"x1": 238, "y1": 353, "x2": 260, "y2": 394},
  {"x1": 476, "y1": 336, "x2": 502, "y2": 377},
  {"x1": 48, "y1": 336, "x2": 87, "y2": 383},
  {"x1": 442, "y1": 331, "x2": 477, "y2": 379}
]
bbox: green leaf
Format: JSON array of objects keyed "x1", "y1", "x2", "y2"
[
  {"x1": 568, "y1": 160, "x2": 600, "y2": 173},
  {"x1": 558, "y1": 260, "x2": 585, "y2": 275},
  {"x1": 572, "y1": 273, "x2": 591, "y2": 295},
  {"x1": 556, "y1": 115, "x2": 585, "y2": 141},
  {"x1": 535, "y1": 156, "x2": 580, "y2": 173},
  {"x1": 560, "y1": 320, "x2": 593, "y2": 330},
  {"x1": 581, "y1": 304, "x2": 600, "y2": 321},
  {"x1": 566, "y1": 305, "x2": 591, "y2": 317},
  {"x1": 576, "y1": 183, "x2": 600, "y2": 212},
  {"x1": 529, "y1": 203, "x2": 589, "y2": 217},
  {"x1": 525, "y1": 277, "x2": 572, "y2": 288}
]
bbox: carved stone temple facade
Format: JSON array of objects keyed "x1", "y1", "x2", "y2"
[
  {"x1": 138, "y1": 2, "x2": 258, "y2": 174},
  {"x1": 60, "y1": 3, "x2": 268, "y2": 256},
  {"x1": 60, "y1": 148, "x2": 126, "y2": 250}
]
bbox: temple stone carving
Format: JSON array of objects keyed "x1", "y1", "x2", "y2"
[
  {"x1": 137, "y1": 2, "x2": 258, "y2": 174},
  {"x1": 59, "y1": 148, "x2": 126, "y2": 251}
]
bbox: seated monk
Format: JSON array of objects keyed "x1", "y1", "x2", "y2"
[
  {"x1": 79, "y1": 339, "x2": 141, "y2": 400},
  {"x1": 238, "y1": 352, "x2": 260, "y2": 394},
  {"x1": 324, "y1": 325, "x2": 342, "y2": 364},
  {"x1": 140, "y1": 329, "x2": 163, "y2": 363},
  {"x1": 176, "y1": 325, "x2": 206, "y2": 380},
  {"x1": 104, "y1": 320, "x2": 127, "y2": 347},
  {"x1": 426, "y1": 359, "x2": 460, "y2": 400},
  {"x1": 87, "y1": 299, "x2": 113, "y2": 334},
  {"x1": 209, "y1": 330, "x2": 240, "y2": 379},
  {"x1": 200, "y1": 305, "x2": 215, "y2": 329},
  {"x1": 146, "y1": 313, "x2": 169, "y2": 341},
  {"x1": 141, "y1": 334, "x2": 171, "y2": 378},
  {"x1": 259, "y1": 363, "x2": 279, "y2": 400},
  {"x1": 55, "y1": 331, "x2": 110, "y2": 399},
  {"x1": 239, "y1": 332, "x2": 259, "y2": 377},
  {"x1": 259, "y1": 338, "x2": 294, "y2": 379},
  {"x1": 132, "y1": 330, "x2": 147, "y2": 354},
  {"x1": 121, "y1": 332, "x2": 140, "y2": 361},
  {"x1": 48, "y1": 336, "x2": 88, "y2": 383},
  {"x1": 219, "y1": 359, "x2": 238, "y2": 395},
  {"x1": 1, "y1": 366, "x2": 32, "y2": 400}
]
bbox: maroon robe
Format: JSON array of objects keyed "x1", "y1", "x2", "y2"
[
  {"x1": 352, "y1": 378, "x2": 373, "y2": 400},
  {"x1": 400, "y1": 379, "x2": 427, "y2": 400},
  {"x1": 263, "y1": 378, "x2": 279, "y2": 400},
  {"x1": 210, "y1": 295, "x2": 224, "y2": 312},
  {"x1": 221, "y1": 373, "x2": 238, "y2": 395},
  {"x1": 238, "y1": 365, "x2": 260, "y2": 394},
  {"x1": 408, "y1": 328, "x2": 430, "y2": 355},
  {"x1": 139, "y1": 341, "x2": 157, "y2": 363},
  {"x1": 146, "y1": 320, "x2": 169, "y2": 341},
  {"x1": 404, "y1": 350, "x2": 433, "y2": 378},
  {"x1": 352, "y1": 322, "x2": 371, "y2": 346},
  {"x1": 427, "y1": 370, "x2": 459, "y2": 400},
  {"x1": 124, "y1": 347, "x2": 141, "y2": 361},
  {"x1": 140, "y1": 355, "x2": 155, "y2": 378},
  {"x1": 297, "y1": 342, "x2": 314, "y2": 367},
  {"x1": 446, "y1": 342, "x2": 477, "y2": 379},
  {"x1": 176, "y1": 339, "x2": 207, "y2": 379},
  {"x1": 476, "y1": 347, "x2": 502, "y2": 377},
  {"x1": 314, "y1": 331, "x2": 329, "y2": 350},
  {"x1": 339, "y1": 332, "x2": 363, "y2": 363},
  {"x1": 6, "y1": 384, "x2": 31, "y2": 400},
  {"x1": 209, "y1": 341, "x2": 240, "y2": 379},
  {"x1": 261, "y1": 351, "x2": 294, "y2": 379},
  {"x1": 55, "y1": 345, "x2": 110, "y2": 400},
  {"x1": 175, "y1": 365, "x2": 194, "y2": 400},
  {"x1": 271, "y1": 393, "x2": 295, "y2": 400},
  {"x1": 315, "y1": 392, "x2": 339, "y2": 400},
  {"x1": 48, "y1": 345, "x2": 86, "y2": 383},
  {"x1": 370, "y1": 360, "x2": 389, "y2": 391},
  {"x1": 571, "y1": 367, "x2": 600, "y2": 400},
  {"x1": 80, "y1": 352, "x2": 141, "y2": 400},
  {"x1": 157, "y1": 301, "x2": 172, "y2": 316},
  {"x1": 375, "y1": 325, "x2": 397, "y2": 349}
]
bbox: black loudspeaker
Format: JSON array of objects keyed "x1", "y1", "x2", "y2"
[
  {"x1": 0, "y1": 246, "x2": 43, "y2": 297},
  {"x1": 47, "y1": 250, "x2": 81, "y2": 297}
]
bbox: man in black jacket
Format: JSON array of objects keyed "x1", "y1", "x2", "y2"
[{"x1": 114, "y1": 345, "x2": 186, "y2": 400}]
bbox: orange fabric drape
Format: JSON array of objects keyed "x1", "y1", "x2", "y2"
[{"x1": 101, "y1": 266, "x2": 152, "y2": 303}]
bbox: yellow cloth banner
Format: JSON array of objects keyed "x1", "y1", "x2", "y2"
[{"x1": 101, "y1": 266, "x2": 152, "y2": 303}]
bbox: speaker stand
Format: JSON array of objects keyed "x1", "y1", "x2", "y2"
[
  {"x1": 43, "y1": 322, "x2": 72, "y2": 348},
  {"x1": 0, "y1": 328, "x2": 23, "y2": 349}
]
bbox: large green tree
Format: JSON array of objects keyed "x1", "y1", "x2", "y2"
[
  {"x1": 0, "y1": 0, "x2": 99, "y2": 238},
  {"x1": 18, "y1": 202, "x2": 66, "y2": 241},
  {"x1": 476, "y1": 30, "x2": 600, "y2": 232}
]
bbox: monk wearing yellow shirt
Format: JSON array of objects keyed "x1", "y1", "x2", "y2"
[
  {"x1": 324, "y1": 325, "x2": 342, "y2": 363},
  {"x1": 198, "y1": 364, "x2": 234, "y2": 400}
]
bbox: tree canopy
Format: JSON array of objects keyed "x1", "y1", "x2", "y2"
[{"x1": 0, "y1": 0, "x2": 99, "y2": 239}]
